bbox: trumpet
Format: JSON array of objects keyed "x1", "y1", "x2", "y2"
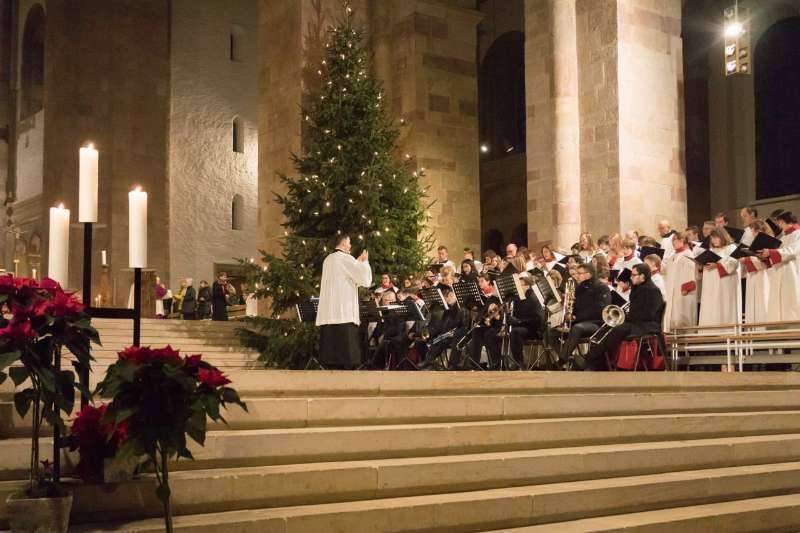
[
  {"x1": 589, "y1": 302, "x2": 630, "y2": 344},
  {"x1": 484, "y1": 302, "x2": 503, "y2": 326}
]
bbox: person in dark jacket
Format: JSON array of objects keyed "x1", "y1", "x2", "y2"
[
  {"x1": 508, "y1": 272, "x2": 545, "y2": 367},
  {"x1": 197, "y1": 280, "x2": 211, "y2": 320},
  {"x1": 582, "y1": 263, "x2": 664, "y2": 370},
  {"x1": 211, "y1": 272, "x2": 229, "y2": 321},
  {"x1": 182, "y1": 278, "x2": 197, "y2": 320},
  {"x1": 554, "y1": 263, "x2": 610, "y2": 365}
]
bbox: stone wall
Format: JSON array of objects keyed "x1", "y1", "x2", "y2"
[
  {"x1": 168, "y1": 0, "x2": 258, "y2": 290},
  {"x1": 42, "y1": 0, "x2": 170, "y2": 299},
  {"x1": 260, "y1": 0, "x2": 482, "y2": 262}
]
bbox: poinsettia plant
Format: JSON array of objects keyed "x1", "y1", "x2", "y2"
[
  {"x1": 96, "y1": 345, "x2": 247, "y2": 533},
  {"x1": 69, "y1": 403, "x2": 129, "y2": 483},
  {"x1": 0, "y1": 275, "x2": 99, "y2": 497}
]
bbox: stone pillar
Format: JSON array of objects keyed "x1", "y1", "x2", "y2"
[
  {"x1": 372, "y1": 0, "x2": 483, "y2": 253},
  {"x1": 524, "y1": 0, "x2": 581, "y2": 249}
]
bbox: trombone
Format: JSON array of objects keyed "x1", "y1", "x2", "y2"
[{"x1": 589, "y1": 302, "x2": 630, "y2": 344}]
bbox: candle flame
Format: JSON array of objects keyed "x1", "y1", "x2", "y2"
[
  {"x1": 87, "y1": 142, "x2": 95, "y2": 150},
  {"x1": 57, "y1": 203, "x2": 64, "y2": 209},
  {"x1": 133, "y1": 186, "x2": 142, "y2": 193}
]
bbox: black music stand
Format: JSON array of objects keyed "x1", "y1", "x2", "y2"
[
  {"x1": 296, "y1": 297, "x2": 324, "y2": 369},
  {"x1": 494, "y1": 274, "x2": 526, "y2": 370},
  {"x1": 452, "y1": 281, "x2": 481, "y2": 309},
  {"x1": 420, "y1": 287, "x2": 449, "y2": 310}
]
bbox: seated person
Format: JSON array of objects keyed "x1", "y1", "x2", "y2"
[
  {"x1": 508, "y1": 272, "x2": 545, "y2": 367},
  {"x1": 554, "y1": 263, "x2": 610, "y2": 365},
  {"x1": 469, "y1": 274, "x2": 503, "y2": 369},
  {"x1": 581, "y1": 263, "x2": 664, "y2": 371},
  {"x1": 422, "y1": 289, "x2": 470, "y2": 369},
  {"x1": 371, "y1": 291, "x2": 409, "y2": 369}
]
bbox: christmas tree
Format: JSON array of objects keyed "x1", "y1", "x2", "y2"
[{"x1": 238, "y1": 4, "x2": 431, "y2": 367}]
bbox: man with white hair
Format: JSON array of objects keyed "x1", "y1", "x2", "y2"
[
  {"x1": 182, "y1": 278, "x2": 197, "y2": 320},
  {"x1": 657, "y1": 219, "x2": 676, "y2": 259}
]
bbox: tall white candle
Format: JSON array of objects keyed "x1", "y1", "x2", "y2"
[
  {"x1": 128, "y1": 186, "x2": 147, "y2": 268},
  {"x1": 101, "y1": 249, "x2": 107, "y2": 266},
  {"x1": 48, "y1": 204, "x2": 70, "y2": 286},
  {"x1": 79, "y1": 144, "x2": 99, "y2": 223}
]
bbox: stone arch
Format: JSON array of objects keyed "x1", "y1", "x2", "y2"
[
  {"x1": 478, "y1": 31, "x2": 525, "y2": 157},
  {"x1": 232, "y1": 116, "x2": 244, "y2": 153},
  {"x1": 21, "y1": 3, "x2": 46, "y2": 119},
  {"x1": 754, "y1": 16, "x2": 800, "y2": 199},
  {"x1": 231, "y1": 194, "x2": 244, "y2": 230}
]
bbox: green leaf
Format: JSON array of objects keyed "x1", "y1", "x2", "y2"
[
  {"x1": 9, "y1": 366, "x2": 28, "y2": 386},
  {"x1": 13, "y1": 389, "x2": 36, "y2": 418},
  {"x1": 185, "y1": 407, "x2": 207, "y2": 446},
  {"x1": 155, "y1": 482, "x2": 171, "y2": 504},
  {"x1": 55, "y1": 370, "x2": 76, "y2": 415},
  {"x1": 0, "y1": 351, "x2": 21, "y2": 372}
]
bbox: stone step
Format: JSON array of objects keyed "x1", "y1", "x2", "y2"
[
  {"x1": 2, "y1": 433, "x2": 799, "y2": 526},
  {"x1": 65, "y1": 462, "x2": 800, "y2": 532},
  {"x1": 3, "y1": 410, "x2": 797, "y2": 479},
  {"x1": 3, "y1": 388, "x2": 799, "y2": 438},
  {"x1": 486, "y1": 493, "x2": 800, "y2": 532}
]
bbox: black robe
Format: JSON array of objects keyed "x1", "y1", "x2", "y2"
[{"x1": 211, "y1": 281, "x2": 228, "y2": 321}]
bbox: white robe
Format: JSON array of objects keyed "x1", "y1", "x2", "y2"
[
  {"x1": 766, "y1": 227, "x2": 800, "y2": 322},
  {"x1": 741, "y1": 256, "x2": 770, "y2": 324},
  {"x1": 662, "y1": 248, "x2": 698, "y2": 331},
  {"x1": 651, "y1": 273, "x2": 666, "y2": 299},
  {"x1": 659, "y1": 234, "x2": 676, "y2": 260},
  {"x1": 611, "y1": 254, "x2": 642, "y2": 272},
  {"x1": 316, "y1": 250, "x2": 372, "y2": 326},
  {"x1": 698, "y1": 244, "x2": 741, "y2": 326}
]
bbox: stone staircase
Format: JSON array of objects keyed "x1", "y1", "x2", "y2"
[
  {"x1": 2, "y1": 371, "x2": 800, "y2": 531},
  {"x1": 81, "y1": 317, "x2": 261, "y2": 373}
]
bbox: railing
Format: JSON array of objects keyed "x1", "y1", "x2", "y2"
[{"x1": 667, "y1": 321, "x2": 800, "y2": 371}]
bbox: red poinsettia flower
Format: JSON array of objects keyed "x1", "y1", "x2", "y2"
[
  {"x1": 183, "y1": 354, "x2": 203, "y2": 368},
  {"x1": 39, "y1": 278, "x2": 64, "y2": 296},
  {"x1": 118, "y1": 345, "x2": 154, "y2": 365},
  {"x1": 10, "y1": 297, "x2": 51, "y2": 320},
  {"x1": 151, "y1": 345, "x2": 183, "y2": 366},
  {"x1": 47, "y1": 291, "x2": 85, "y2": 318},
  {"x1": 0, "y1": 320, "x2": 36, "y2": 346},
  {"x1": 0, "y1": 274, "x2": 15, "y2": 295},
  {"x1": 198, "y1": 367, "x2": 231, "y2": 388}
]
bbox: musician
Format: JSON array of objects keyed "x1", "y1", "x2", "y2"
[
  {"x1": 698, "y1": 227, "x2": 740, "y2": 326},
  {"x1": 460, "y1": 259, "x2": 478, "y2": 283},
  {"x1": 761, "y1": 211, "x2": 800, "y2": 322},
  {"x1": 578, "y1": 232, "x2": 598, "y2": 262},
  {"x1": 463, "y1": 248, "x2": 483, "y2": 273},
  {"x1": 436, "y1": 245, "x2": 456, "y2": 271},
  {"x1": 436, "y1": 266, "x2": 456, "y2": 290},
  {"x1": 469, "y1": 274, "x2": 503, "y2": 370},
  {"x1": 371, "y1": 290, "x2": 409, "y2": 369},
  {"x1": 581, "y1": 263, "x2": 664, "y2": 371},
  {"x1": 555, "y1": 263, "x2": 610, "y2": 366},
  {"x1": 541, "y1": 245, "x2": 559, "y2": 273},
  {"x1": 741, "y1": 220, "x2": 772, "y2": 324},
  {"x1": 374, "y1": 273, "x2": 398, "y2": 295},
  {"x1": 612, "y1": 238, "x2": 642, "y2": 272},
  {"x1": 662, "y1": 231, "x2": 699, "y2": 331},
  {"x1": 657, "y1": 220, "x2": 676, "y2": 259},
  {"x1": 508, "y1": 272, "x2": 545, "y2": 367},
  {"x1": 422, "y1": 288, "x2": 470, "y2": 369}
]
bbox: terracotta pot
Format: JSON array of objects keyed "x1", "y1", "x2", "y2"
[{"x1": 6, "y1": 491, "x2": 72, "y2": 533}]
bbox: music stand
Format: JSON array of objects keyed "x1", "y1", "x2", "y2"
[
  {"x1": 494, "y1": 274, "x2": 527, "y2": 370},
  {"x1": 452, "y1": 281, "x2": 481, "y2": 309},
  {"x1": 379, "y1": 304, "x2": 419, "y2": 370},
  {"x1": 295, "y1": 297, "x2": 324, "y2": 369},
  {"x1": 420, "y1": 287, "x2": 449, "y2": 310}
]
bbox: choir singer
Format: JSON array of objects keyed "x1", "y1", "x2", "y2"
[{"x1": 316, "y1": 235, "x2": 372, "y2": 369}]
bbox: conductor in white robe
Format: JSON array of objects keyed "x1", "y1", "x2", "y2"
[{"x1": 316, "y1": 235, "x2": 373, "y2": 368}]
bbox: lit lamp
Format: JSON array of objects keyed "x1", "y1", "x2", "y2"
[{"x1": 724, "y1": 5, "x2": 750, "y2": 76}]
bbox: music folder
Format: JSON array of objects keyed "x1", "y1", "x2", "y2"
[
  {"x1": 691, "y1": 249, "x2": 722, "y2": 265},
  {"x1": 749, "y1": 232, "x2": 782, "y2": 252},
  {"x1": 610, "y1": 290, "x2": 627, "y2": 307},
  {"x1": 730, "y1": 244, "x2": 757, "y2": 260}
]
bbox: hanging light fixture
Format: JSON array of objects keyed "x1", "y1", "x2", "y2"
[{"x1": 724, "y1": 2, "x2": 751, "y2": 76}]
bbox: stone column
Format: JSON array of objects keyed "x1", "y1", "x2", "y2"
[
  {"x1": 524, "y1": 0, "x2": 581, "y2": 249},
  {"x1": 371, "y1": 0, "x2": 482, "y2": 254}
]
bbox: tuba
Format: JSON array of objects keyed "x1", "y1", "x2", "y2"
[
  {"x1": 557, "y1": 278, "x2": 576, "y2": 332},
  {"x1": 589, "y1": 301, "x2": 630, "y2": 344}
]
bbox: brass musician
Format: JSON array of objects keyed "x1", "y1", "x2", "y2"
[{"x1": 469, "y1": 274, "x2": 504, "y2": 370}]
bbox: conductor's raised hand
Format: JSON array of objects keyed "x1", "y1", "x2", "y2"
[{"x1": 358, "y1": 249, "x2": 369, "y2": 262}]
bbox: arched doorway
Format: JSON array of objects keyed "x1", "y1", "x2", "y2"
[
  {"x1": 478, "y1": 30, "x2": 527, "y2": 251},
  {"x1": 21, "y1": 4, "x2": 45, "y2": 119},
  {"x1": 755, "y1": 16, "x2": 800, "y2": 199}
]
